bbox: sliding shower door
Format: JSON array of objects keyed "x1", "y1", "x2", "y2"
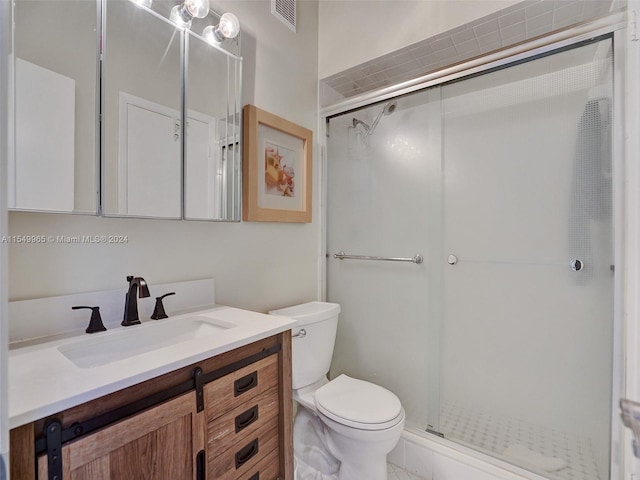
[
  {"x1": 326, "y1": 36, "x2": 615, "y2": 480},
  {"x1": 439, "y1": 38, "x2": 613, "y2": 480},
  {"x1": 326, "y1": 88, "x2": 442, "y2": 430}
]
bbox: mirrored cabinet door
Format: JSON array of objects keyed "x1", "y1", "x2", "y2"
[
  {"x1": 101, "y1": 0, "x2": 183, "y2": 219},
  {"x1": 11, "y1": 0, "x2": 99, "y2": 214},
  {"x1": 11, "y1": 0, "x2": 242, "y2": 220},
  {"x1": 184, "y1": 29, "x2": 242, "y2": 221}
]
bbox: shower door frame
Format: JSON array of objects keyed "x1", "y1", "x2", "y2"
[{"x1": 320, "y1": 11, "x2": 630, "y2": 480}]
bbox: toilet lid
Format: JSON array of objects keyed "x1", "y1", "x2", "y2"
[{"x1": 314, "y1": 374, "x2": 403, "y2": 429}]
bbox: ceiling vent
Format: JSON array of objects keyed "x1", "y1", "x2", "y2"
[{"x1": 271, "y1": 0, "x2": 296, "y2": 33}]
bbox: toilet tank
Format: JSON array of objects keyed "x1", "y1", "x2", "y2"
[{"x1": 269, "y1": 301, "x2": 340, "y2": 390}]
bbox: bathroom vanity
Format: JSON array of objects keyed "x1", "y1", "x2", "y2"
[{"x1": 8, "y1": 306, "x2": 296, "y2": 480}]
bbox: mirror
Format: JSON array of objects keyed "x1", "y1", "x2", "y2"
[
  {"x1": 11, "y1": 0, "x2": 242, "y2": 220},
  {"x1": 184, "y1": 25, "x2": 241, "y2": 220},
  {"x1": 101, "y1": 0, "x2": 242, "y2": 220},
  {"x1": 11, "y1": 0, "x2": 98, "y2": 213},
  {"x1": 101, "y1": 0, "x2": 183, "y2": 218}
]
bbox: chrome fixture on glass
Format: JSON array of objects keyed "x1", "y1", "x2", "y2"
[
  {"x1": 352, "y1": 101, "x2": 397, "y2": 138},
  {"x1": 570, "y1": 258, "x2": 584, "y2": 272},
  {"x1": 333, "y1": 251, "x2": 423, "y2": 264}
]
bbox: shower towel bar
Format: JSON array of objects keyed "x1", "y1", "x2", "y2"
[{"x1": 333, "y1": 251, "x2": 423, "y2": 264}]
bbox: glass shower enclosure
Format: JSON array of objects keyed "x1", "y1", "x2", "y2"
[{"x1": 325, "y1": 36, "x2": 615, "y2": 480}]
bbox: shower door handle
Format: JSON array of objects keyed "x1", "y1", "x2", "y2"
[
  {"x1": 446, "y1": 255, "x2": 586, "y2": 271},
  {"x1": 570, "y1": 259, "x2": 584, "y2": 272}
]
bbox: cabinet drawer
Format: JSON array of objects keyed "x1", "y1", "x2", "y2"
[
  {"x1": 237, "y1": 445, "x2": 280, "y2": 480},
  {"x1": 207, "y1": 417, "x2": 279, "y2": 480},
  {"x1": 208, "y1": 386, "x2": 279, "y2": 454},
  {"x1": 204, "y1": 354, "x2": 278, "y2": 421}
]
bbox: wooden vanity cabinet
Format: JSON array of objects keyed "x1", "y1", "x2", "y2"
[
  {"x1": 37, "y1": 391, "x2": 201, "y2": 480},
  {"x1": 10, "y1": 332, "x2": 293, "y2": 480}
]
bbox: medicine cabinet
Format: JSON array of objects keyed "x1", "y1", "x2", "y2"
[{"x1": 10, "y1": 0, "x2": 242, "y2": 221}]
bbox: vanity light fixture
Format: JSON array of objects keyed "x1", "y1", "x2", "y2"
[
  {"x1": 170, "y1": 0, "x2": 210, "y2": 28},
  {"x1": 202, "y1": 12, "x2": 240, "y2": 45},
  {"x1": 131, "y1": 0, "x2": 153, "y2": 8}
]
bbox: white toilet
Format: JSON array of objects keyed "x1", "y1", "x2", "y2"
[{"x1": 269, "y1": 301, "x2": 405, "y2": 480}]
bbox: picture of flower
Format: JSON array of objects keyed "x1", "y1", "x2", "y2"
[{"x1": 264, "y1": 142, "x2": 295, "y2": 197}]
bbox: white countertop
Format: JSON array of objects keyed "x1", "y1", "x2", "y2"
[{"x1": 9, "y1": 305, "x2": 296, "y2": 428}]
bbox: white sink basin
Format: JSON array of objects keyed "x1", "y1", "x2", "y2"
[{"x1": 58, "y1": 315, "x2": 235, "y2": 368}]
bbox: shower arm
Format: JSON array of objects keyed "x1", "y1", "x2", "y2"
[{"x1": 364, "y1": 109, "x2": 385, "y2": 138}]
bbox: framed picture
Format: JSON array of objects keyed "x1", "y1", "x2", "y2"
[{"x1": 242, "y1": 105, "x2": 312, "y2": 222}]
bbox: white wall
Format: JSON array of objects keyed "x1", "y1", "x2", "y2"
[
  {"x1": 318, "y1": 0, "x2": 519, "y2": 78},
  {"x1": 8, "y1": 0, "x2": 320, "y2": 319}
]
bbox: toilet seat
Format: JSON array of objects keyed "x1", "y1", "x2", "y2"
[{"x1": 314, "y1": 374, "x2": 403, "y2": 431}]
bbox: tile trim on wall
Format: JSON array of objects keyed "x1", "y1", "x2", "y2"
[{"x1": 320, "y1": 0, "x2": 622, "y2": 107}]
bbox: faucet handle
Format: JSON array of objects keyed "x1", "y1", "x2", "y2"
[
  {"x1": 150, "y1": 292, "x2": 175, "y2": 320},
  {"x1": 72, "y1": 306, "x2": 107, "y2": 334}
]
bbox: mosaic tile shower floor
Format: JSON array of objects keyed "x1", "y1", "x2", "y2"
[{"x1": 439, "y1": 401, "x2": 602, "y2": 480}]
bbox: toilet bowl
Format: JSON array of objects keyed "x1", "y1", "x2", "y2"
[{"x1": 269, "y1": 302, "x2": 405, "y2": 480}]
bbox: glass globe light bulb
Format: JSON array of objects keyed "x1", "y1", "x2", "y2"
[
  {"x1": 184, "y1": 0, "x2": 210, "y2": 19},
  {"x1": 203, "y1": 12, "x2": 239, "y2": 44},
  {"x1": 218, "y1": 12, "x2": 239, "y2": 39}
]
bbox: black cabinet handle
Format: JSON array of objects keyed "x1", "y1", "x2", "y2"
[
  {"x1": 248, "y1": 473, "x2": 260, "y2": 480},
  {"x1": 196, "y1": 450, "x2": 206, "y2": 480},
  {"x1": 234, "y1": 371, "x2": 257, "y2": 396},
  {"x1": 235, "y1": 438, "x2": 259, "y2": 469},
  {"x1": 235, "y1": 405, "x2": 259, "y2": 432}
]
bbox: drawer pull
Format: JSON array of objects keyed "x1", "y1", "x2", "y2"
[
  {"x1": 235, "y1": 405, "x2": 259, "y2": 433},
  {"x1": 234, "y1": 371, "x2": 258, "y2": 396},
  {"x1": 248, "y1": 473, "x2": 260, "y2": 480},
  {"x1": 196, "y1": 450, "x2": 206, "y2": 480},
  {"x1": 235, "y1": 438, "x2": 259, "y2": 469}
]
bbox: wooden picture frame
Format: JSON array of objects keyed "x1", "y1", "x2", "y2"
[{"x1": 242, "y1": 105, "x2": 312, "y2": 222}]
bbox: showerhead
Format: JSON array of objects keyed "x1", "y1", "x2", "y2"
[
  {"x1": 383, "y1": 101, "x2": 397, "y2": 116},
  {"x1": 351, "y1": 101, "x2": 397, "y2": 138}
]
